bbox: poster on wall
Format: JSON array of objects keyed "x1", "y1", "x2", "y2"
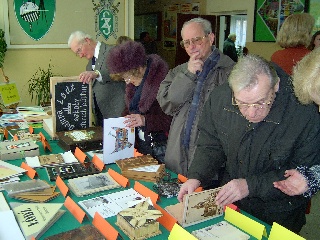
[
  {"x1": 163, "y1": 4, "x2": 180, "y2": 50},
  {"x1": 180, "y1": 3, "x2": 200, "y2": 15},
  {"x1": 14, "y1": 0, "x2": 56, "y2": 41},
  {"x1": 309, "y1": 0, "x2": 320, "y2": 32},
  {"x1": 92, "y1": 0, "x2": 120, "y2": 41},
  {"x1": 254, "y1": 0, "x2": 308, "y2": 42}
]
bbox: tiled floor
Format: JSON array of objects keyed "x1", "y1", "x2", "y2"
[{"x1": 300, "y1": 192, "x2": 320, "y2": 240}]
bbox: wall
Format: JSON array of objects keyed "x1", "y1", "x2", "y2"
[
  {"x1": 0, "y1": 0, "x2": 134, "y2": 107},
  {"x1": 206, "y1": 0, "x2": 281, "y2": 59}
]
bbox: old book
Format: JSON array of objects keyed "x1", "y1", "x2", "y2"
[
  {"x1": 3, "y1": 179, "x2": 51, "y2": 196},
  {"x1": 191, "y1": 220, "x2": 250, "y2": 240},
  {"x1": 116, "y1": 155, "x2": 165, "y2": 182},
  {"x1": 0, "y1": 160, "x2": 26, "y2": 180},
  {"x1": 68, "y1": 172, "x2": 121, "y2": 197},
  {"x1": 0, "y1": 139, "x2": 39, "y2": 160},
  {"x1": 56, "y1": 126, "x2": 103, "y2": 152},
  {"x1": 165, "y1": 188, "x2": 223, "y2": 227},
  {"x1": 26, "y1": 151, "x2": 78, "y2": 168},
  {"x1": 116, "y1": 201, "x2": 162, "y2": 240},
  {"x1": 10, "y1": 202, "x2": 65, "y2": 240},
  {"x1": 44, "y1": 224, "x2": 105, "y2": 240},
  {"x1": 10, "y1": 186, "x2": 60, "y2": 203}
]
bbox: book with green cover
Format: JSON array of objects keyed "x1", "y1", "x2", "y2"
[{"x1": 10, "y1": 202, "x2": 65, "y2": 240}]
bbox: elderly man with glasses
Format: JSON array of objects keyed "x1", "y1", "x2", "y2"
[
  {"x1": 157, "y1": 17, "x2": 235, "y2": 178},
  {"x1": 68, "y1": 31, "x2": 125, "y2": 126},
  {"x1": 178, "y1": 54, "x2": 320, "y2": 233}
]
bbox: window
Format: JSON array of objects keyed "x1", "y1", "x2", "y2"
[{"x1": 230, "y1": 15, "x2": 247, "y2": 48}]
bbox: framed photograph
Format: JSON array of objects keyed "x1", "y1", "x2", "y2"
[
  {"x1": 309, "y1": 0, "x2": 320, "y2": 32},
  {"x1": 254, "y1": 0, "x2": 309, "y2": 42}
]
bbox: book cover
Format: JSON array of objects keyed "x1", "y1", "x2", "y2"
[
  {"x1": 0, "y1": 210, "x2": 25, "y2": 240},
  {"x1": 103, "y1": 117, "x2": 135, "y2": 164},
  {"x1": 44, "y1": 224, "x2": 105, "y2": 240},
  {"x1": 191, "y1": 220, "x2": 250, "y2": 240},
  {"x1": 45, "y1": 162, "x2": 100, "y2": 181},
  {"x1": 0, "y1": 160, "x2": 26, "y2": 180},
  {"x1": 68, "y1": 172, "x2": 121, "y2": 197},
  {"x1": 165, "y1": 188, "x2": 223, "y2": 227},
  {"x1": 10, "y1": 202, "x2": 65, "y2": 240}
]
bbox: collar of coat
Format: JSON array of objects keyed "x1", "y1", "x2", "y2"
[{"x1": 126, "y1": 54, "x2": 169, "y2": 113}]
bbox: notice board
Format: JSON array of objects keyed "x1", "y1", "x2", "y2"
[{"x1": 50, "y1": 77, "x2": 92, "y2": 135}]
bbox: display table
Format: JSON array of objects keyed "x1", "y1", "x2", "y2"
[{"x1": 3, "y1": 128, "x2": 271, "y2": 240}]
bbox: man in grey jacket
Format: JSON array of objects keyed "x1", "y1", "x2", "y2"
[
  {"x1": 178, "y1": 55, "x2": 320, "y2": 233},
  {"x1": 68, "y1": 31, "x2": 125, "y2": 126},
  {"x1": 157, "y1": 18, "x2": 235, "y2": 176}
]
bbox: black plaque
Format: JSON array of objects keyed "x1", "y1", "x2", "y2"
[{"x1": 54, "y1": 82, "x2": 90, "y2": 132}]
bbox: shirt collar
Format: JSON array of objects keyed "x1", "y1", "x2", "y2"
[{"x1": 94, "y1": 41, "x2": 101, "y2": 58}]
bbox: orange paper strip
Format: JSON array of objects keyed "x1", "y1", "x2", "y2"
[
  {"x1": 178, "y1": 174, "x2": 188, "y2": 183},
  {"x1": 3, "y1": 128, "x2": 8, "y2": 139},
  {"x1": 64, "y1": 196, "x2": 86, "y2": 224},
  {"x1": 39, "y1": 132, "x2": 45, "y2": 141},
  {"x1": 153, "y1": 203, "x2": 177, "y2": 231},
  {"x1": 29, "y1": 126, "x2": 34, "y2": 134},
  {"x1": 13, "y1": 134, "x2": 19, "y2": 141},
  {"x1": 93, "y1": 212, "x2": 119, "y2": 240},
  {"x1": 92, "y1": 154, "x2": 104, "y2": 172},
  {"x1": 108, "y1": 168, "x2": 129, "y2": 187},
  {"x1": 134, "y1": 181, "x2": 159, "y2": 204},
  {"x1": 56, "y1": 175, "x2": 69, "y2": 197},
  {"x1": 74, "y1": 147, "x2": 87, "y2": 164},
  {"x1": 20, "y1": 162, "x2": 37, "y2": 179},
  {"x1": 44, "y1": 139, "x2": 52, "y2": 152}
]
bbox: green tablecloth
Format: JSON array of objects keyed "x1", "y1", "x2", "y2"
[{"x1": 3, "y1": 128, "x2": 270, "y2": 240}]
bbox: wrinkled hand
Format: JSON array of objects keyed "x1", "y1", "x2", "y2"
[
  {"x1": 273, "y1": 169, "x2": 308, "y2": 196},
  {"x1": 124, "y1": 114, "x2": 145, "y2": 128},
  {"x1": 215, "y1": 179, "x2": 249, "y2": 206},
  {"x1": 187, "y1": 51, "x2": 203, "y2": 74},
  {"x1": 79, "y1": 71, "x2": 98, "y2": 84},
  {"x1": 177, "y1": 179, "x2": 201, "y2": 202}
]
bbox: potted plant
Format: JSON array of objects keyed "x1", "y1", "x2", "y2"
[
  {"x1": 0, "y1": 29, "x2": 8, "y2": 82},
  {"x1": 27, "y1": 63, "x2": 55, "y2": 106}
]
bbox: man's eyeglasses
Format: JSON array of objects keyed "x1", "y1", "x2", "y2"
[
  {"x1": 232, "y1": 92, "x2": 275, "y2": 111},
  {"x1": 180, "y1": 34, "x2": 209, "y2": 49},
  {"x1": 75, "y1": 43, "x2": 85, "y2": 56}
]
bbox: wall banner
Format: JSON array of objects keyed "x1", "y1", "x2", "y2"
[{"x1": 14, "y1": 0, "x2": 56, "y2": 41}]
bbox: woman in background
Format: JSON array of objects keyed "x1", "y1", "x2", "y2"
[
  {"x1": 271, "y1": 13, "x2": 314, "y2": 75},
  {"x1": 106, "y1": 41, "x2": 172, "y2": 163},
  {"x1": 308, "y1": 31, "x2": 320, "y2": 51},
  {"x1": 273, "y1": 47, "x2": 320, "y2": 198}
]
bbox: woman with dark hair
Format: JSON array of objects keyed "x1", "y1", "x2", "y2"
[
  {"x1": 106, "y1": 41, "x2": 171, "y2": 163},
  {"x1": 308, "y1": 31, "x2": 320, "y2": 50}
]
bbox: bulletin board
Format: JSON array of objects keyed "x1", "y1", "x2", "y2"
[
  {"x1": 253, "y1": 0, "x2": 309, "y2": 42},
  {"x1": 4, "y1": 0, "x2": 131, "y2": 47}
]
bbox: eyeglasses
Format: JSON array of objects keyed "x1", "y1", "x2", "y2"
[
  {"x1": 75, "y1": 42, "x2": 85, "y2": 56},
  {"x1": 180, "y1": 34, "x2": 209, "y2": 48},
  {"x1": 232, "y1": 91, "x2": 275, "y2": 111}
]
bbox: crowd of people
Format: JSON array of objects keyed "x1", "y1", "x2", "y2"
[{"x1": 68, "y1": 13, "x2": 320, "y2": 234}]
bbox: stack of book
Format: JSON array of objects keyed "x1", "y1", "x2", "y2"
[{"x1": 0, "y1": 160, "x2": 26, "y2": 190}]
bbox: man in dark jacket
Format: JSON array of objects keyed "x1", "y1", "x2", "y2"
[
  {"x1": 223, "y1": 33, "x2": 238, "y2": 62},
  {"x1": 178, "y1": 55, "x2": 320, "y2": 233}
]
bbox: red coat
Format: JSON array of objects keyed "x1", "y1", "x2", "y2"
[{"x1": 271, "y1": 46, "x2": 310, "y2": 75}]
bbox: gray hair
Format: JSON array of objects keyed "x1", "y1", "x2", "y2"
[
  {"x1": 68, "y1": 31, "x2": 93, "y2": 47},
  {"x1": 181, "y1": 17, "x2": 212, "y2": 36},
  {"x1": 228, "y1": 33, "x2": 236, "y2": 39},
  {"x1": 228, "y1": 54, "x2": 279, "y2": 92}
]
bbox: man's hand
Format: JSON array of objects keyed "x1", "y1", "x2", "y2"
[
  {"x1": 79, "y1": 71, "x2": 98, "y2": 84},
  {"x1": 273, "y1": 169, "x2": 308, "y2": 196},
  {"x1": 177, "y1": 179, "x2": 201, "y2": 202},
  {"x1": 187, "y1": 51, "x2": 203, "y2": 74},
  {"x1": 215, "y1": 179, "x2": 249, "y2": 206},
  {"x1": 124, "y1": 114, "x2": 145, "y2": 128}
]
